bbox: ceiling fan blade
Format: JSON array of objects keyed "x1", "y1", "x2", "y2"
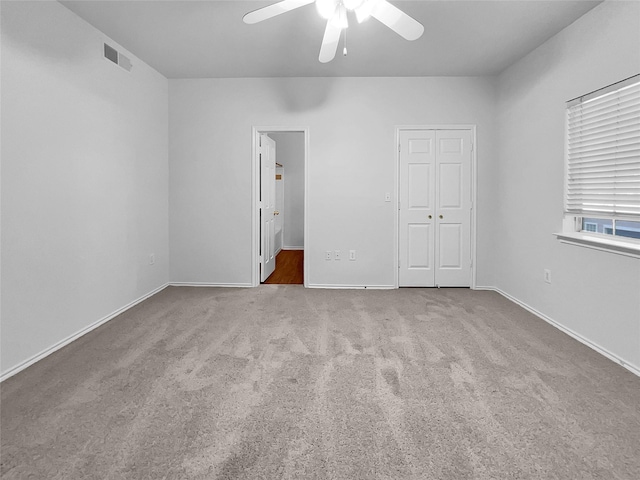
[
  {"x1": 243, "y1": 0, "x2": 315, "y2": 24},
  {"x1": 319, "y1": 18, "x2": 342, "y2": 63},
  {"x1": 370, "y1": 0, "x2": 424, "y2": 41}
]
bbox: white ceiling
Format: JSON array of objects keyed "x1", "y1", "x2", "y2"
[{"x1": 59, "y1": 0, "x2": 602, "y2": 78}]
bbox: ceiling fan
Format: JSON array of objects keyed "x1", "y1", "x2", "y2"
[{"x1": 243, "y1": 0, "x2": 424, "y2": 63}]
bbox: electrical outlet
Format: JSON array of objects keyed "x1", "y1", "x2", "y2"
[
  {"x1": 149, "y1": 253, "x2": 155, "y2": 265},
  {"x1": 334, "y1": 250, "x2": 341, "y2": 260},
  {"x1": 544, "y1": 269, "x2": 551, "y2": 284},
  {"x1": 325, "y1": 251, "x2": 332, "y2": 261},
  {"x1": 349, "y1": 250, "x2": 356, "y2": 261}
]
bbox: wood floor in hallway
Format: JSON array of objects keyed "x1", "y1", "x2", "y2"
[{"x1": 264, "y1": 249, "x2": 303, "y2": 284}]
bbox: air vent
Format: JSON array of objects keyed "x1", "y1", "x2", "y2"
[
  {"x1": 103, "y1": 43, "x2": 133, "y2": 72},
  {"x1": 104, "y1": 43, "x2": 118, "y2": 64}
]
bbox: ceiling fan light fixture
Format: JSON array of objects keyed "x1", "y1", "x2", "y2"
[
  {"x1": 354, "y1": 0, "x2": 377, "y2": 23},
  {"x1": 330, "y1": 4, "x2": 349, "y2": 29},
  {"x1": 343, "y1": 0, "x2": 364, "y2": 10},
  {"x1": 316, "y1": 0, "x2": 339, "y2": 20}
]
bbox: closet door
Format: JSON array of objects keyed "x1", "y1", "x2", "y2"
[
  {"x1": 399, "y1": 129, "x2": 472, "y2": 287},
  {"x1": 434, "y1": 130, "x2": 472, "y2": 286},
  {"x1": 399, "y1": 130, "x2": 436, "y2": 286}
]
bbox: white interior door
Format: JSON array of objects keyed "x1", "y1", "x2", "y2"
[
  {"x1": 434, "y1": 130, "x2": 472, "y2": 286},
  {"x1": 399, "y1": 128, "x2": 472, "y2": 287},
  {"x1": 399, "y1": 130, "x2": 436, "y2": 286},
  {"x1": 260, "y1": 134, "x2": 277, "y2": 282}
]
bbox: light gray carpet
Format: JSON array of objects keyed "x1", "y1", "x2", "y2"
[{"x1": 1, "y1": 286, "x2": 639, "y2": 479}]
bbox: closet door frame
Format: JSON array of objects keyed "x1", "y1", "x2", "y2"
[{"x1": 395, "y1": 125, "x2": 478, "y2": 289}]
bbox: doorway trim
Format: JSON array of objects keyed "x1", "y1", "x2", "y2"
[
  {"x1": 251, "y1": 126, "x2": 309, "y2": 287},
  {"x1": 395, "y1": 125, "x2": 478, "y2": 289}
]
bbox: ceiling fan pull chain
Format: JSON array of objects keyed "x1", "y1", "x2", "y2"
[{"x1": 343, "y1": 27, "x2": 348, "y2": 56}]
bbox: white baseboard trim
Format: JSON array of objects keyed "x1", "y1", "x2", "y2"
[
  {"x1": 169, "y1": 282, "x2": 253, "y2": 288},
  {"x1": 0, "y1": 282, "x2": 170, "y2": 383},
  {"x1": 307, "y1": 284, "x2": 396, "y2": 290},
  {"x1": 282, "y1": 246, "x2": 304, "y2": 250},
  {"x1": 480, "y1": 286, "x2": 640, "y2": 378}
]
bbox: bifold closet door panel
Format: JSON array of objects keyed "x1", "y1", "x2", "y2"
[{"x1": 399, "y1": 130, "x2": 436, "y2": 287}]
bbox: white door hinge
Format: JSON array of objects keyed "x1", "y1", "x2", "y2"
[{"x1": 398, "y1": 144, "x2": 401, "y2": 153}]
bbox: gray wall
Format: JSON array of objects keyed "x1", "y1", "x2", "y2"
[
  {"x1": 269, "y1": 132, "x2": 304, "y2": 249},
  {"x1": 495, "y1": 0, "x2": 640, "y2": 370},
  {"x1": 1, "y1": 1, "x2": 169, "y2": 377},
  {"x1": 168, "y1": 77, "x2": 498, "y2": 287}
]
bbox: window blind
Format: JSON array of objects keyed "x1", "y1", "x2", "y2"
[{"x1": 566, "y1": 75, "x2": 640, "y2": 220}]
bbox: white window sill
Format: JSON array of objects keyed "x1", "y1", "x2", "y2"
[{"x1": 555, "y1": 232, "x2": 640, "y2": 259}]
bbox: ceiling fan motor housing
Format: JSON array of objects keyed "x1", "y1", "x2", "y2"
[{"x1": 317, "y1": 0, "x2": 371, "y2": 19}]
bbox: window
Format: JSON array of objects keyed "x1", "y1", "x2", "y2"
[
  {"x1": 581, "y1": 217, "x2": 640, "y2": 238},
  {"x1": 562, "y1": 75, "x2": 640, "y2": 249},
  {"x1": 583, "y1": 221, "x2": 598, "y2": 233}
]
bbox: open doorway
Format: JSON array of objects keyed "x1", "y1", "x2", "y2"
[{"x1": 252, "y1": 127, "x2": 308, "y2": 286}]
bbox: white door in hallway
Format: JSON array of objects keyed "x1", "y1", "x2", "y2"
[
  {"x1": 260, "y1": 134, "x2": 276, "y2": 282},
  {"x1": 399, "y1": 129, "x2": 472, "y2": 287}
]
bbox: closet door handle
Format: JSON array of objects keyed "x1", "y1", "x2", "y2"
[
  {"x1": 274, "y1": 210, "x2": 280, "y2": 216},
  {"x1": 439, "y1": 215, "x2": 443, "y2": 219},
  {"x1": 428, "y1": 215, "x2": 432, "y2": 219}
]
